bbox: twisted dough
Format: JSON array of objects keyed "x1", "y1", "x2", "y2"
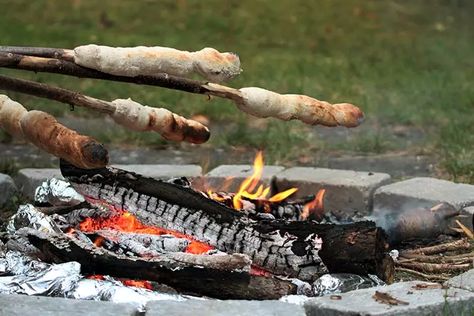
[
  {"x1": 236, "y1": 87, "x2": 364, "y2": 127},
  {"x1": 111, "y1": 98, "x2": 210, "y2": 144},
  {"x1": 0, "y1": 95, "x2": 108, "y2": 169},
  {"x1": 74, "y1": 44, "x2": 241, "y2": 83}
]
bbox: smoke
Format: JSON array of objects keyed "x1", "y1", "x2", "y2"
[{"x1": 367, "y1": 201, "x2": 460, "y2": 245}]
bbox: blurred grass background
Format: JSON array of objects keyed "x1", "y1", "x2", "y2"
[{"x1": 0, "y1": 0, "x2": 472, "y2": 182}]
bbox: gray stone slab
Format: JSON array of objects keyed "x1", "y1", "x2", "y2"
[
  {"x1": 374, "y1": 177, "x2": 474, "y2": 211},
  {"x1": 112, "y1": 164, "x2": 202, "y2": 179},
  {"x1": 0, "y1": 173, "x2": 17, "y2": 207},
  {"x1": 14, "y1": 168, "x2": 63, "y2": 200},
  {"x1": 194, "y1": 165, "x2": 285, "y2": 192},
  {"x1": 146, "y1": 300, "x2": 306, "y2": 316},
  {"x1": 446, "y1": 269, "x2": 474, "y2": 292},
  {"x1": 273, "y1": 167, "x2": 391, "y2": 214},
  {"x1": 304, "y1": 281, "x2": 474, "y2": 315},
  {"x1": 0, "y1": 294, "x2": 137, "y2": 316},
  {"x1": 373, "y1": 177, "x2": 474, "y2": 229}
]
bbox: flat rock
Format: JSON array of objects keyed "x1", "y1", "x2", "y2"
[
  {"x1": 273, "y1": 167, "x2": 391, "y2": 215},
  {"x1": 0, "y1": 173, "x2": 17, "y2": 207},
  {"x1": 0, "y1": 294, "x2": 137, "y2": 316},
  {"x1": 146, "y1": 299, "x2": 306, "y2": 316},
  {"x1": 112, "y1": 164, "x2": 202, "y2": 179},
  {"x1": 304, "y1": 281, "x2": 474, "y2": 315},
  {"x1": 445, "y1": 269, "x2": 474, "y2": 292},
  {"x1": 14, "y1": 168, "x2": 63, "y2": 200},
  {"x1": 193, "y1": 165, "x2": 285, "y2": 193}
]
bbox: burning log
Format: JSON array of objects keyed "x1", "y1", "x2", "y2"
[
  {"x1": 60, "y1": 161, "x2": 394, "y2": 282},
  {"x1": 0, "y1": 51, "x2": 364, "y2": 127},
  {"x1": 85, "y1": 230, "x2": 191, "y2": 256},
  {"x1": 24, "y1": 228, "x2": 296, "y2": 299},
  {"x1": 0, "y1": 95, "x2": 108, "y2": 169},
  {"x1": 0, "y1": 75, "x2": 210, "y2": 144}
]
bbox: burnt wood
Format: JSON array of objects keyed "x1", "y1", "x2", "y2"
[
  {"x1": 60, "y1": 161, "x2": 394, "y2": 282},
  {"x1": 24, "y1": 228, "x2": 296, "y2": 299}
]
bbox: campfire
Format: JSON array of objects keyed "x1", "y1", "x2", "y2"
[{"x1": 0, "y1": 44, "x2": 472, "y2": 312}]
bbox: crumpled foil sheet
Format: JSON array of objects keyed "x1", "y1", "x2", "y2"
[
  {"x1": 312, "y1": 273, "x2": 385, "y2": 296},
  {"x1": 0, "y1": 251, "x2": 189, "y2": 312},
  {"x1": 7, "y1": 204, "x2": 63, "y2": 235},
  {"x1": 34, "y1": 178, "x2": 85, "y2": 206}
]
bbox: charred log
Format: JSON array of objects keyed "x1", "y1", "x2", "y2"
[
  {"x1": 24, "y1": 228, "x2": 296, "y2": 299},
  {"x1": 60, "y1": 161, "x2": 394, "y2": 282}
]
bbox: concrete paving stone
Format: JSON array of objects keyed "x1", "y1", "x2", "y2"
[
  {"x1": 273, "y1": 167, "x2": 391, "y2": 214},
  {"x1": 14, "y1": 168, "x2": 63, "y2": 200},
  {"x1": 145, "y1": 299, "x2": 306, "y2": 316},
  {"x1": 0, "y1": 173, "x2": 17, "y2": 207},
  {"x1": 194, "y1": 165, "x2": 285, "y2": 192},
  {"x1": 304, "y1": 281, "x2": 474, "y2": 316},
  {"x1": 373, "y1": 177, "x2": 474, "y2": 229},
  {"x1": 0, "y1": 294, "x2": 138, "y2": 316},
  {"x1": 446, "y1": 269, "x2": 474, "y2": 292},
  {"x1": 112, "y1": 164, "x2": 202, "y2": 179}
]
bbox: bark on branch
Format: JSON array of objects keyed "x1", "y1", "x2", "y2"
[
  {"x1": 0, "y1": 74, "x2": 210, "y2": 144},
  {"x1": 0, "y1": 51, "x2": 364, "y2": 127}
]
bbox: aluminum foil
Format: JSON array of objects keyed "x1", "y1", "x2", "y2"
[
  {"x1": 34, "y1": 178, "x2": 85, "y2": 206},
  {"x1": 0, "y1": 251, "x2": 49, "y2": 276},
  {"x1": 0, "y1": 250, "x2": 191, "y2": 312},
  {"x1": 0, "y1": 254, "x2": 81, "y2": 296},
  {"x1": 312, "y1": 273, "x2": 385, "y2": 296},
  {"x1": 7, "y1": 204, "x2": 63, "y2": 235},
  {"x1": 70, "y1": 278, "x2": 186, "y2": 312}
]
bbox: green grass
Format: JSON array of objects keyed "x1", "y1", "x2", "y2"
[{"x1": 0, "y1": 0, "x2": 473, "y2": 181}]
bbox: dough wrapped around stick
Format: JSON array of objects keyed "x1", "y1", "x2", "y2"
[
  {"x1": 20, "y1": 111, "x2": 109, "y2": 169},
  {"x1": 0, "y1": 95, "x2": 27, "y2": 138},
  {"x1": 111, "y1": 98, "x2": 210, "y2": 143},
  {"x1": 74, "y1": 44, "x2": 241, "y2": 83},
  {"x1": 234, "y1": 87, "x2": 364, "y2": 127},
  {"x1": 0, "y1": 95, "x2": 108, "y2": 169}
]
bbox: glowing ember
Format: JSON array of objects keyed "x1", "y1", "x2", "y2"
[
  {"x1": 87, "y1": 275, "x2": 153, "y2": 290},
  {"x1": 301, "y1": 189, "x2": 326, "y2": 220},
  {"x1": 79, "y1": 211, "x2": 213, "y2": 254}
]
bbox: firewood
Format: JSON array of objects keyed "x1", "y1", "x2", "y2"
[
  {"x1": 395, "y1": 267, "x2": 450, "y2": 281},
  {"x1": 0, "y1": 95, "x2": 108, "y2": 169},
  {"x1": 399, "y1": 239, "x2": 471, "y2": 257},
  {"x1": 60, "y1": 161, "x2": 394, "y2": 282},
  {"x1": 0, "y1": 75, "x2": 210, "y2": 144},
  {"x1": 24, "y1": 228, "x2": 297, "y2": 299},
  {"x1": 396, "y1": 261, "x2": 471, "y2": 273},
  {"x1": 0, "y1": 52, "x2": 364, "y2": 127},
  {"x1": 73, "y1": 44, "x2": 242, "y2": 83}
]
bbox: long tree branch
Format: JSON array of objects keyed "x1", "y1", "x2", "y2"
[
  {"x1": 0, "y1": 46, "x2": 74, "y2": 61},
  {"x1": 0, "y1": 51, "x2": 364, "y2": 127},
  {"x1": 0, "y1": 74, "x2": 210, "y2": 144}
]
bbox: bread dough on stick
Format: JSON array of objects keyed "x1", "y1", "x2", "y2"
[
  {"x1": 0, "y1": 95, "x2": 27, "y2": 138},
  {"x1": 0, "y1": 95, "x2": 108, "y2": 169},
  {"x1": 20, "y1": 111, "x2": 108, "y2": 169},
  {"x1": 111, "y1": 98, "x2": 210, "y2": 144},
  {"x1": 236, "y1": 87, "x2": 364, "y2": 127},
  {"x1": 74, "y1": 44, "x2": 241, "y2": 83}
]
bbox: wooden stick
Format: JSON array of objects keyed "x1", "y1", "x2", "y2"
[
  {"x1": 0, "y1": 52, "x2": 364, "y2": 127},
  {"x1": 0, "y1": 74, "x2": 210, "y2": 144},
  {"x1": 395, "y1": 267, "x2": 450, "y2": 281},
  {"x1": 0, "y1": 46, "x2": 74, "y2": 61},
  {"x1": 399, "y1": 239, "x2": 471, "y2": 257},
  {"x1": 396, "y1": 261, "x2": 471, "y2": 273}
]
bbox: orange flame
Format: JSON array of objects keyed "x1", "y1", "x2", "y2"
[
  {"x1": 230, "y1": 151, "x2": 297, "y2": 210},
  {"x1": 301, "y1": 189, "x2": 326, "y2": 220},
  {"x1": 79, "y1": 211, "x2": 213, "y2": 254},
  {"x1": 87, "y1": 275, "x2": 153, "y2": 290}
]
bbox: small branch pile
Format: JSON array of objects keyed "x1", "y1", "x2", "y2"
[{"x1": 0, "y1": 44, "x2": 364, "y2": 168}]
